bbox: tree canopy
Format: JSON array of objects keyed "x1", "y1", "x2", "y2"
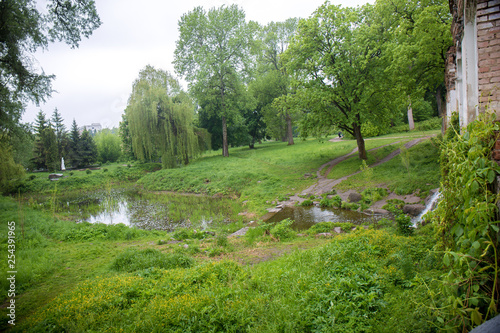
[
  {"x1": 124, "y1": 65, "x2": 209, "y2": 168},
  {"x1": 174, "y1": 5, "x2": 252, "y2": 157},
  {"x1": 282, "y1": 3, "x2": 394, "y2": 159}
]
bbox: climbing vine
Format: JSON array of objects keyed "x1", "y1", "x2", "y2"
[{"x1": 432, "y1": 112, "x2": 500, "y2": 331}]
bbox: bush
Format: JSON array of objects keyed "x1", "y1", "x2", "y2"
[
  {"x1": 300, "y1": 199, "x2": 314, "y2": 207},
  {"x1": 319, "y1": 195, "x2": 342, "y2": 208},
  {"x1": 110, "y1": 248, "x2": 193, "y2": 272},
  {"x1": 270, "y1": 218, "x2": 296, "y2": 241}
]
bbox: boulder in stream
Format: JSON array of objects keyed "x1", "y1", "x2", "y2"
[{"x1": 403, "y1": 204, "x2": 426, "y2": 216}]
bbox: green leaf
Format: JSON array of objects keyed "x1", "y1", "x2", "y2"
[
  {"x1": 472, "y1": 241, "x2": 480, "y2": 250},
  {"x1": 471, "y1": 180, "x2": 480, "y2": 193},
  {"x1": 443, "y1": 254, "x2": 450, "y2": 266},
  {"x1": 487, "y1": 169, "x2": 496, "y2": 183},
  {"x1": 471, "y1": 308, "x2": 482, "y2": 326},
  {"x1": 491, "y1": 224, "x2": 499, "y2": 232},
  {"x1": 455, "y1": 226, "x2": 464, "y2": 237}
]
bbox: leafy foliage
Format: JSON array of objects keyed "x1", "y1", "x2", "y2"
[
  {"x1": 124, "y1": 65, "x2": 208, "y2": 168},
  {"x1": 432, "y1": 112, "x2": 500, "y2": 330},
  {"x1": 174, "y1": 5, "x2": 251, "y2": 157}
]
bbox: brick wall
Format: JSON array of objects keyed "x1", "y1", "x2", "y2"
[{"x1": 477, "y1": 0, "x2": 500, "y2": 113}]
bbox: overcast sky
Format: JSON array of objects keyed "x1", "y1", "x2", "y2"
[{"x1": 23, "y1": 0, "x2": 374, "y2": 129}]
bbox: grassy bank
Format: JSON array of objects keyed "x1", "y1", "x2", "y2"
[
  {"x1": 1, "y1": 195, "x2": 444, "y2": 332},
  {"x1": 1, "y1": 129, "x2": 444, "y2": 331}
]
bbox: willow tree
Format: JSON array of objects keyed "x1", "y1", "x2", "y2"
[{"x1": 125, "y1": 66, "x2": 207, "y2": 168}]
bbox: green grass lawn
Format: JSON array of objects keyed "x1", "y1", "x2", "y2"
[{"x1": 0, "y1": 127, "x2": 445, "y2": 332}]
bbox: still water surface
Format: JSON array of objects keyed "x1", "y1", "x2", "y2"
[{"x1": 54, "y1": 189, "x2": 390, "y2": 231}]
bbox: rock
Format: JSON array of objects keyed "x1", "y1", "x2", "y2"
[
  {"x1": 364, "y1": 208, "x2": 389, "y2": 215},
  {"x1": 183, "y1": 244, "x2": 189, "y2": 249},
  {"x1": 229, "y1": 227, "x2": 249, "y2": 237},
  {"x1": 403, "y1": 204, "x2": 426, "y2": 216},
  {"x1": 304, "y1": 173, "x2": 313, "y2": 178},
  {"x1": 48, "y1": 173, "x2": 63, "y2": 180},
  {"x1": 333, "y1": 227, "x2": 342, "y2": 234},
  {"x1": 315, "y1": 232, "x2": 333, "y2": 238},
  {"x1": 347, "y1": 192, "x2": 362, "y2": 203}
]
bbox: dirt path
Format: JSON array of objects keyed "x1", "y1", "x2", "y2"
[{"x1": 281, "y1": 136, "x2": 434, "y2": 207}]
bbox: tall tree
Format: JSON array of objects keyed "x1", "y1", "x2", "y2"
[
  {"x1": 374, "y1": 0, "x2": 452, "y2": 119},
  {"x1": 174, "y1": 5, "x2": 251, "y2": 157},
  {"x1": 282, "y1": 3, "x2": 394, "y2": 160},
  {"x1": 254, "y1": 19, "x2": 299, "y2": 145},
  {"x1": 79, "y1": 129, "x2": 97, "y2": 167},
  {"x1": 125, "y1": 65, "x2": 208, "y2": 168},
  {"x1": 51, "y1": 108, "x2": 68, "y2": 164},
  {"x1": 95, "y1": 129, "x2": 121, "y2": 163},
  {"x1": 68, "y1": 119, "x2": 81, "y2": 168},
  {"x1": 119, "y1": 113, "x2": 134, "y2": 161},
  {"x1": 31, "y1": 110, "x2": 48, "y2": 169}
]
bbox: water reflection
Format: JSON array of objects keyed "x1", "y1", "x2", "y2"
[
  {"x1": 265, "y1": 206, "x2": 391, "y2": 231},
  {"x1": 53, "y1": 188, "x2": 241, "y2": 231}
]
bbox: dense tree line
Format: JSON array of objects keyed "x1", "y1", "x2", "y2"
[
  {"x1": 29, "y1": 109, "x2": 122, "y2": 171},
  {"x1": 167, "y1": 0, "x2": 451, "y2": 159}
]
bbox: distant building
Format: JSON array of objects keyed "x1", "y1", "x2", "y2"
[{"x1": 79, "y1": 123, "x2": 102, "y2": 135}]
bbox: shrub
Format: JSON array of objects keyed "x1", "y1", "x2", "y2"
[
  {"x1": 300, "y1": 199, "x2": 314, "y2": 207},
  {"x1": 270, "y1": 218, "x2": 296, "y2": 241},
  {"x1": 86, "y1": 169, "x2": 91, "y2": 174},
  {"x1": 341, "y1": 201, "x2": 360, "y2": 211}
]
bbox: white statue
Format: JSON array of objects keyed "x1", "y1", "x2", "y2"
[{"x1": 61, "y1": 157, "x2": 66, "y2": 171}]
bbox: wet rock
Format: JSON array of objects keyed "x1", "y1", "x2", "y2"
[
  {"x1": 364, "y1": 208, "x2": 389, "y2": 215},
  {"x1": 315, "y1": 232, "x2": 333, "y2": 238},
  {"x1": 403, "y1": 204, "x2": 426, "y2": 216},
  {"x1": 347, "y1": 192, "x2": 362, "y2": 203},
  {"x1": 229, "y1": 227, "x2": 249, "y2": 237}
]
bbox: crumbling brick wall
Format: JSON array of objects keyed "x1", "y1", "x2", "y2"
[{"x1": 477, "y1": 0, "x2": 500, "y2": 113}]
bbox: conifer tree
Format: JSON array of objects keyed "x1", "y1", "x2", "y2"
[
  {"x1": 31, "y1": 110, "x2": 48, "y2": 169},
  {"x1": 68, "y1": 119, "x2": 81, "y2": 168},
  {"x1": 51, "y1": 108, "x2": 68, "y2": 164},
  {"x1": 79, "y1": 129, "x2": 97, "y2": 167}
]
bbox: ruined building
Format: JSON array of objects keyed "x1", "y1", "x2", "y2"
[{"x1": 445, "y1": 0, "x2": 500, "y2": 129}]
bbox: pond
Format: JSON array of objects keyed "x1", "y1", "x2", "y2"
[
  {"x1": 35, "y1": 188, "x2": 392, "y2": 232},
  {"x1": 265, "y1": 206, "x2": 391, "y2": 231},
  {"x1": 50, "y1": 188, "x2": 242, "y2": 231}
]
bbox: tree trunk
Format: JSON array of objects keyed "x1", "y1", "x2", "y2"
[
  {"x1": 222, "y1": 115, "x2": 229, "y2": 157},
  {"x1": 436, "y1": 86, "x2": 443, "y2": 117},
  {"x1": 353, "y1": 123, "x2": 367, "y2": 160},
  {"x1": 286, "y1": 111, "x2": 294, "y2": 146},
  {"x1": 407, "y1": 96, "x2": 415, "y2": 131}
]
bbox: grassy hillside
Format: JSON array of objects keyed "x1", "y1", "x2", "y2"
[{"x1": 1, "y1": 129, "x2": 445, "y2": 332}]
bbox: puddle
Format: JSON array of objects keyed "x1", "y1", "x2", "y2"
[{"x1": 264, "y1": 206, "x2": 391, "y2": 231}]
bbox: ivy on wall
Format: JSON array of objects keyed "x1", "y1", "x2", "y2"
[{"x1": 433, "y1": 112, "x2": 500, "y2": 331}]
